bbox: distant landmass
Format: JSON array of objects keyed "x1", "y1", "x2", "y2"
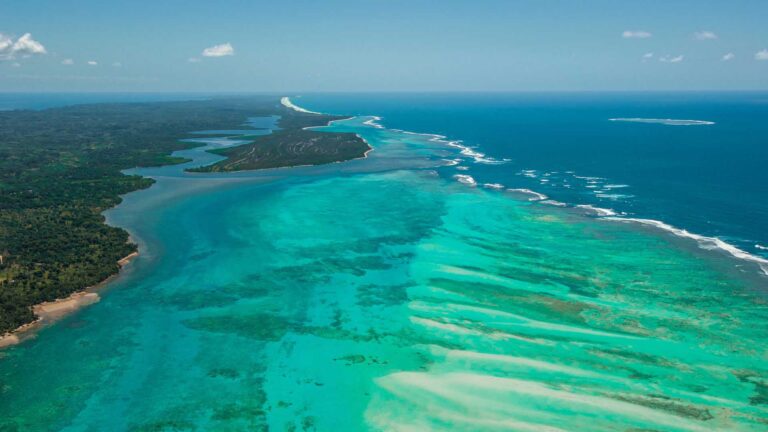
[{"x1": 191, "y1": 99, "x2": 370, "y2": 172}]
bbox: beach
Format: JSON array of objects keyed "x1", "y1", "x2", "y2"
[{"x1": 0, "y1": 251, "x2": 138, "y2": 349}]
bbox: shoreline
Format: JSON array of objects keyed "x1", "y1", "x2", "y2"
[
  {"x1": 0, "y1": 97, "x2": 360, "y2": 351},
  {"x1": 5, "y1": 97, "x2": 757, "y2": 352},
  {"x1": 282, "y1": 97, "x2": 375, "y2": 163},
  {"x1": 1, "y1": 99, "x2": 361, "y2": 349},
  {"x1": 0, "y1": 251, "x2": 139, "y2": 349}
]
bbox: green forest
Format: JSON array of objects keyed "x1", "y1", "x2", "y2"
[
  {"x1": 191, "y1": 118, "x2": 369, "y2": 172},
  {"x1": 0, "y1": 96, "x2": 365, "y2": 334}
]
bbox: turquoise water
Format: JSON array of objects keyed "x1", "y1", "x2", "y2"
[
  {"x1": 298, "y1": 92, "x2": 768, "y2": 262},
  {"x1": 1, "y1": 107, "x2": 767, "y2": 430}
]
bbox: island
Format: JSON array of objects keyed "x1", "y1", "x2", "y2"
[
  {"x1": 0, "y1": 96, "x2": 370, "y2": 337},
  {"x1": 190, "y1": 104, "x2": 370, "y2": 172}
]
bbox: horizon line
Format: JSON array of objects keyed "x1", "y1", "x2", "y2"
[{"x1": 2, "y1": 89, "x2": 768, "y2": 94}]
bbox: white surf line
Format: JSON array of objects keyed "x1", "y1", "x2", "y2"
[
  {"x1": 575, "y1": 204, "x2": 617, "y2": 217},
  {"x1": 482, "y1": 183, "x2": 505, "y2": 190},
  {"x1": 346, "y1": 109, "x2": 761, "y2": 279},
  {"x1": 318, "y1": 106, "x2": 765, "y2": 281},
  {"x1": 539, "y1": 199, "x2": 567, "y2": 207},
  {"x1": 507, "y1": 188, "x2": 547, "y2": 201},
  {"x1": 604, "y1": 217, "x2": 768, "y2": 276},
  {"x1": 609, "y1": 118, "x2": 715, "y2": 126},
  {"x1": 353, "y1": 112, "x2": 510, "y2": 166},
  {"x1": 487, "y1": 170, "x2": 764, "y2": 278},
  {"x1": 280, "y1": 96, "x2": 322, "y2": 114},
  {"x1": 446, "y1": 141, "x2": 510, "y2": 165},
  {"x1": 453, "y1": 174, "x2": 477, "y2": 186},
  {"x1": 363, "y1": 116, "x2": 384, "y2": 129}
]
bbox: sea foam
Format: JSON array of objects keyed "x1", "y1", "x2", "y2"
[
  {"x1": 366, "y1": 119, "x2": 510, "y2": 166},
  {"x1": 595, "y1": 193, "x2": 633, "y2": 200},
  {"x1": 605, "y1": 217, "x2": 768, "y2": 275},
  {"x1": 363, "y1": 116, "x2": 385, "y2": 129},
  {"x1": 453, "y1": 174, "x2": 477, "y2": 186},
  {"x1": 575, "y1": 204, "x2": 617, "y2": 217},
  {"x1": 609, "y1": 118, "x2": 715, "y2": 126},
  {"x1": 540, "y1": 199, "x2": 567, "y2": 207},
  {"x1": 483, "y1": 183, "x2": 505, "y2": 190},
  {"x1": 507, "y1": 188, "x2": 547, "y2": 201},
  {"x1": 446, "y1": 142, "x2": 510, "y2": 165}
]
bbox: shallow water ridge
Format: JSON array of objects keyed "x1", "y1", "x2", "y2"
[{"x1": 1, "y1": 113, "x2": 767, "y2": 431}]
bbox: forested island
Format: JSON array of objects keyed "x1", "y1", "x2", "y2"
[
  {"x1": 190, "y1": 108, "x2": 369, "y2": 172},
  {"x1": 0, "y1": 96, "x2": 369, "y2": 335}
]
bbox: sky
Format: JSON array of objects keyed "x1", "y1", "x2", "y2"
[{"x1": 1, "y1": 0, "x2": 768, "y2": 92}]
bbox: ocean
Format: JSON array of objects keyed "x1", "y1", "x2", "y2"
[
  {"x1": 0, "y1": 93, "x2": 766, "y2": 431},
  {"x1": 298, "y1": 92, "x2": 768, "y2": 264}
]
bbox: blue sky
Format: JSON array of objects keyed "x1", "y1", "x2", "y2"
[{"x1": 2, "y1": 0, "x2": 767, "y2": 92}]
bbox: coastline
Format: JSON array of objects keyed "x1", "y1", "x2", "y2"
[
  {"x1": 290, "y1": 102, "x2": 375, "y2": 162},
  {"x1": 306, "y1": 116, "x2": 375, "y2": 160},
  {"x1": 0, "y1": 251, "x2": 139, "y2": 349},
  {"x1": 1, "y1": 98, "x2": 364, "y2": 350},
  {"x1": 2, "y1": 95, "x2": 767, "y2": 430},
  {"x1": 1, "y1": 99, "x2": 365, "y2": 350},
  {"x1": 3, "y1": 96, "x2": 762, "y2": 349}
]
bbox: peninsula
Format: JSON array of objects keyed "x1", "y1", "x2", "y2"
[{"x1": 190, "y1": 98, "x2": 370, "y2": 172}]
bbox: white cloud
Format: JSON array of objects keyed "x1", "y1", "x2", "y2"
[
  {"x1": 622, "y1": 30, "x2": 652, "y2": 39},
  {"x1": 722, "y1": 53, "x2": 735, "y2": 61},
  {"x1": 694, "y1": 31, "x2": 718, "y2": 40},
  {"x1": 756, "y1": 49, "x2": 768, "y2": 61},
  {"x1": 13, "y1": 33, "x2": 46, "y2": 56},
  {"x1": 61, "y1": 58, "x2": 74, "y2": 65},
  {"x1": 0, "y1": 34, "x2": 12, "y2": 53},
  {"x1": 642, "y1": 52, "x2": 654, "y2": 61},
  {"x1": 188, "y1": 57, "x2": 201, "y2": 63},
  {"x1": 202, "y1": 42, "x2": 234, "y2": 57},
  {"x1": 112, "y1": 61, "x2": 122, "y2": 67},
  {"x1": 87, "y1": 60, "x2": 98, "y2": 66},
  {"x1": 660, "y1": 55, "x2": 684, "y2": 63},
  {"x1": 0, "y1": 32, "x2": 47, "y2": 61},
  {"x1": 11, "y1": 62, "x2": 21, "y2": 68}
]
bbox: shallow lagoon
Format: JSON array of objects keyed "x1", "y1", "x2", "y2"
[{"x1": 0, "y1": 113, "x2": 766, "y2": 431}]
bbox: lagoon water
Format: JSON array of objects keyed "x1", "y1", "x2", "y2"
[{"x1": 0, "y1": 94, "x2": 767, "y2": 431}]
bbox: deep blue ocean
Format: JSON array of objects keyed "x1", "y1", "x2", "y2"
[{"x1": 298, "y1": 92, "x2": 768, "y2": 259}]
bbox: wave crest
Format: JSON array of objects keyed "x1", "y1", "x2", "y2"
[
  {"x1": 609, "y1": 118, "x2": 715, "y2": 126},
  {"x1": 605, "y1": 217, "x2": 768, "y2": 275}
]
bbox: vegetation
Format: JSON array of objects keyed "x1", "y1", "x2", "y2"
[
  {"x1": 190, "y1": 112, "x2": 369, "y2": 172},
  {"x1": 0, "y1": 96, "x2": 310, "y2": 334}
]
